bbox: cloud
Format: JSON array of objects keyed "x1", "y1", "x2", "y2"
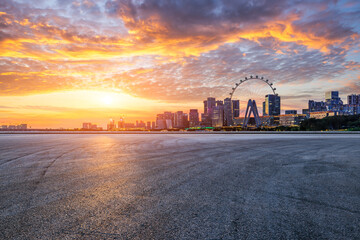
[{"x1": 0, "y1": 0, "x2": 358, "y2": 108}]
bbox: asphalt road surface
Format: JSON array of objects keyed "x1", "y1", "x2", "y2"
[{"x1": 1, "y1": 134, "x2": 360, "y2": 239}]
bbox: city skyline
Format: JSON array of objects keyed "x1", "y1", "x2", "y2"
[
  {"x1": 1, "y1": 88, "x2": 360, "y2": 129},
  {"x1": 0, "y1": 0, "x2": 359, "y2": 128}
]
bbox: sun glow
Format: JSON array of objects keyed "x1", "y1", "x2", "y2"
[{"x1": 101, "y1": 95, "x2": 113, "y2": 105}]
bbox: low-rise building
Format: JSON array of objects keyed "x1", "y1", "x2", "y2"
[
  {"x1": 309, "y1": 111, "x2": 337, "y2": 119},
  {"x1": 279, "y1": 114, "x2": 307, "y2": 126}
]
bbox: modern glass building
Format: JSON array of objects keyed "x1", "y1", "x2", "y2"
[{"x1": 263, "y1": 94, "x2": 280, "y2": 116}]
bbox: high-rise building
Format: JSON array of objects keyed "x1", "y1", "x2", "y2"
[
  {"x1": 203, "y1": 100, "x2": 208, "y2": 114},
  {"x1": 151, "y1": 121, "x2": 156, "y2": 129},
  {"x1": 348, "y1": 94, "x2": 360, "y2": 105},
  {"x1": 204, "y1": 97, "x2": 216, "y2": 115},
  {"x1": 232, "y1": 100, "x2": 240, "y2": 118},
  {"x1": 156, "y1": 114, "x2": 166, "y2": 129},
  {"x1": 264, "y1": 94, "x2": 281, "y2": 116},
  {"x1": 262, "y1": 101, "x2": 266, "y2": 116},
  {"x1": 138, "y1": 121, "x2": 146, "y2": 128},
  {"x1": 224, "y1": 98, "x2": 232, "y2": 126},
  {"x1": 325, "y1": 91, "x2": 343, "y2": 111},
  {"x1": 183, "y1": 113, "x2": 189, "y2": 128},
  {"x1": 118, "y1": 117, "x2": 125, "y2": 128},
  {"x1": 146, "y1": 121, "x2": 151, "y2": 130},
  {"x1": 163, "y1": 112, "x2": 174, "y2": 126},
  {"x1": 189, "y1": 109, "x2": 200, "y2": 127},
  {"x1": 325, "y1": 91, "x2": 339, "y2": 101},
  {"x1": 201, "y1": 97, "x2": 216, "y2": 127},
  {"x1": 107, "y1": 119, "x2": 116, "y2": 130},
  {"x1": 82, "y1": 122, "x2": 92, "y2": 129},
  {"x1": 174, "y1": 111, "x2": 184, "y2": 128},
  {"x1": 156, "y1": 112, "x2": 175, "y2": 129},
  {"x1": 223, "y1": 98, "x2": 239, "y2": 126},
  {"x1": 308, "y1": 100, "x2": 326, "y2": 112},
  {"x1": 212, "y1": 105, "x2": 224, "y2": 127},
  {"x1": 165, "y1": 119, "x2": 173, "y2": 129}
]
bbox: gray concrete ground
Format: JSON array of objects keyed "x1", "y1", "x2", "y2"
[{"x1": 0, "y1": 134, "x2": 359, "y2": 239}]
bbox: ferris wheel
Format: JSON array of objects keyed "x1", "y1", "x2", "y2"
[{"x1": 229, "y1": 75, "x2": 278, "y2": 127}]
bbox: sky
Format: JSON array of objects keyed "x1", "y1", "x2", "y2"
[{"x1": 0, "y1": 0, "x2": 359, "y2": 128}]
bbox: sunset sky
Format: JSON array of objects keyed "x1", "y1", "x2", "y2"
[{"x1": 0, "y1": 0, "x2": 359, "y2": 128}]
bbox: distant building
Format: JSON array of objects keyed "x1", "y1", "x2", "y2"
[
  {"x1": 137, "y1": 121, "x2": 146, "y2": 128},
  {"x1": 146, "y1": 121, "x2": 151, "y2": 130},
  {"x1": 174, "y1": 111, "x2": 185, "y2": 128},
  {"x1": 224, "y1": 98, "x2": 232, "y2": 126},
  {"x1": 82, "y1": 122, "x2": 92, "y2": 129},
  {"x1": 201, "y1": 97, "x2": 216, "y2": 127},
  {"x1": 189, "y1": 109, "x2": 200, "y2": 127},
  {"x1": 212, "y1": 105, "x2": 224, "y2": 127},
  {"x1": 302, "y1": 109, "x2": 309, "y2": 115},
  {"x1": 308, "y1": 100, "x2": 326, "y2": 112},
  {"x1": 17, "y1": 124, "x2": 27, "y2": 130},
  {"x1": 204, "y1": 97, "x2": 216, "y2": 114},
  {"x1": 183, "y1": 113, "x2": 189, "y2": 128},
  {"x1": 263, "y1": 94, "x2": 280, "y2": 116},
  {"x1": 107, "y1": 119, "x2": 116, "y2": 130},
  {"x1": 279, "y1": 114, "x2": 306, "y2": 126},
  {"x1": 151, "y1": 121, "x2": 156, "y2": 129},
  {"x1": 201, "y1": 113, "x2": 212, "y2": 127},
  {"x1": 223, "y1": 98, "x2": 239, "y2": 126},
  {"x1": 347, "y1": 94, "x2": 359, "y2": 105},
  {"x1": 124, "y1": 123, "x2": 135, "y2": 128},
  {"x1": 285, "y1": 110, "x2": 297, "y2": 115},
  {"x1": 325, "y1": 91, "x2": 343, "y2": 112},
  {"x1": 232, "y1": 100, "x2": 240, "y2": 118},
  {"x1": 1, "y1": 125, "x2": 7, "y2": 130},
  {"x1": 309, "y1": 111, "x2": 337, "y2": 119},
  {"x1": 156, "y1": 112, "x2": 175, "y2": 129},
  {"x1": 118, "y1": 117, "x2": 125, "y2": 128},
  {"x1": 165, "y1": 119, "x2": 173, "y2": 129},
  {"x1": 346, "y1": 94, "x2": 360, "y2": 115}
]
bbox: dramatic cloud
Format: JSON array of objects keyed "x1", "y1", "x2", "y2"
[{"x1": 0, "y1": 0, "x2": 359, "y2": 107}]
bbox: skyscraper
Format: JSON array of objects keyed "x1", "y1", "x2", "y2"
[
  {"x1": 118, "y1": 117, "x2": 125, "y2": 128},
  {"x1": 201, "y1": 97, "x2": 216, "y2": 127},
  {"x1": 189, "y1": 109, "x2": 199, "y2": 127},
  {"x1": 232, "y1": 100, "x2": 240, "y2": 118},
  {"x1": 107, "y1": 119, "x2": 116, "y2": 130},
  {"x1": 223, "y1": 98, "x2": 239, "y2": 126},
  {"x1": 348, "y1": 94, "x2": 359, "y2": 105},
  {"x1": 205, "y1": 97, "x2": 216, "y2": 114},
  {"x1": 212, "y1": 105, "x2": 224, "y2": 127},
  {"x1": 224, "y1": 98, "x2": 232, "y2": 126},
  {"x1": 174, "y1": 111, "x2": 184, "y2": 128},
  {"x1": 325, "y1": 91, "x2": 343, "y2": 111},
  {"x1": 264, "y1": 94, "x2": 280, "y2": 116}
]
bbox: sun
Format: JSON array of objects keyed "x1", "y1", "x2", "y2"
[{"x1": 101, "y1": 95, "x2": 113, "y2": 105}]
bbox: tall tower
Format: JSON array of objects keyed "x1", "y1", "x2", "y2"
[
  {"x1": 263, "y1": 94, "x2": 280, "y2": 116},
  {"x1": 189, "y1": 109, "x2": 199, "y2": 127}
]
